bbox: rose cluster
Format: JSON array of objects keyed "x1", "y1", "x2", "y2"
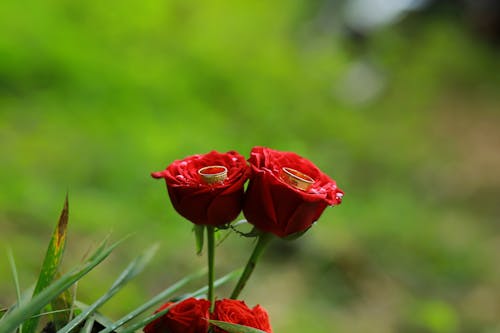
[
  {"x1": 144, "y1": 298, "x2": 272, "y2": 333},
  {"x1": 151, "y1": 147, "x2": 343, "y2": 238},
  {"x1": 148, "y1": 146, "x2": 343, "y2": 333}
]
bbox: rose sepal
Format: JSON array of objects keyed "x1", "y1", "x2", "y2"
[
  {"x1": 193, "y1": 224, "x2": 205, "y2": 255},
  {"x1": 229, "y1": 221, "x2": 263, "y2": 238},
  {"x1": 282, "y1": 226, "x2": 312, "y2": 241}
]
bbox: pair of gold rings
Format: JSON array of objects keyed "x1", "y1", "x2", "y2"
[{"x1": 198, "y1": 165, "x2": 314, "y2": 191}]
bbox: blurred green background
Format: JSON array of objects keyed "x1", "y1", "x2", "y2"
[{"x1": 1, "y1": 0, "x2": 499, "y2": 332}]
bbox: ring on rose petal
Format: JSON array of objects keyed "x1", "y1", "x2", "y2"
[
  {"x1": 198, "y1": 165, "x2": 228, "y2": 184},
  {"x1": 280, "y1": 167, "x2": 314, "y2": 191}
]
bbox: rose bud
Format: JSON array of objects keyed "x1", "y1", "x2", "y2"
[
  {"x1": 243, "y1": 146, "x2": 343, "y2": 238},
  {"x1": 152, "y1": 150, "x2": 249, "y2": 227}
]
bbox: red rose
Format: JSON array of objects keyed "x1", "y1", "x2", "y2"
[
  {"x1": 212, "y1": 299, "x2": 272, "y2": 333},
  {"x1": 143, "y1": 298, "x2": 210, "y2": 333},
  {"x1": 152, "y1": 151, "x2": 249, "y2": 226},
  {"x1": 243, "y1": 147, "x2": 343, "y2": 237}
]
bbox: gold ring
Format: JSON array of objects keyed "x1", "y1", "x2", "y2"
[
  {"x1": 198, "y1": 165, "x2": 228, "y2": 184},
  {"x1": 280, "y1": 167, "x2": 314, "y2": 191}
]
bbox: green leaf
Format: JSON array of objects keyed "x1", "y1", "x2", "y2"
[
  {"x1": 22, "y1": 195, "x2": 69, "y2": 333},
  {"x1": 209, "y1": 320, "x2": 269, "y2": 333},
  {"x1": 58, "y1": 244, "x2": 158, "y2": 333},
  {"x1": 0, "y1": 237, "x2": 120, "y2": 333},
  {"x1": 194, "y1": 224, "x2": 205, "y2": 255}
]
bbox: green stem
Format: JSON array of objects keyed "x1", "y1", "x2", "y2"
[
  {"x1": 230, "y1": 232, "x2": 273, "y2": 299},
  {"x1": 207, "y1": 226, "x2": 216, "y2": 312}
]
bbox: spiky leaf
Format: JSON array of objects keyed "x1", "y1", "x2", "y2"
[{"x1": 23, "y1": 195, "x2": 69, "y2": 333}]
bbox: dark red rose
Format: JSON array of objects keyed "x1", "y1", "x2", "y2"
[
  {"x1": 212, "y1": 299, "x2": 272, "y2": 333},
  {"x1": 143, "y1": 298, "x2": 210, "y2": 333},
  {"x1": 243, "y1": 147, "x2": 343, "y2": 237},
  {"x1": 152, "y1": 151, "x2": 249, "y2": 226}
]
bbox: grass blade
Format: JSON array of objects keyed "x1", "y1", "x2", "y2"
[
  {"x1": 29, "y1": 308, "x2": 72, "y2": 319},
  {"x1": 98, "y1": 268, "x2": 241, "y2": 333},
  {"x1": 0, "y1": 285, "x2": 35, "y2": 324},
  {"x1": 7, "y1": 249, "x2": 22, "y2": 306},
  {"x1": 7, "y1": 249, "x2": 23, "y2": 330},
  {"x1": 0, "y1": 238, "x2": 121, "y2": 333},
  {"x1": 209, "y1": 320, "x2": 268, "y2": 333},
  {"x1": 23, "y1": 195, "x2": 69, "y2": 333},
  {"x1": 0, "y1": 308, "x2": 7, "y2": 320},
  {"x1": 72, "y1": 301, "x2": 116, "y2": 328},
  {"x1": 97, "y1": 268, "x2": 206, "y2": 333},
  {"x1": 57, "y1": 244, "x2": 158, "y2": 333},
  {"x1": 81, "y1": 316, "x2": 96, "y2": 333}
]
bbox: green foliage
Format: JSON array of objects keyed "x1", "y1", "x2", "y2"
[
  {"x1": 0, "y1": 237, "x2": 118, "y2": 333},
  {"x1": 0, "y1": 198, "x2": 240, "y2": 333},
  {"x1": 56, "y1": 244, "x2": 158, "y2": 333}
]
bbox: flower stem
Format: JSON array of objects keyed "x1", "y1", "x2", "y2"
[
  {"x1": 230, "y1": 232, "x2": 274, "y2": 299},
  {"x1": 207, "y1": 226, "x2": 216, "y2": 313}
]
